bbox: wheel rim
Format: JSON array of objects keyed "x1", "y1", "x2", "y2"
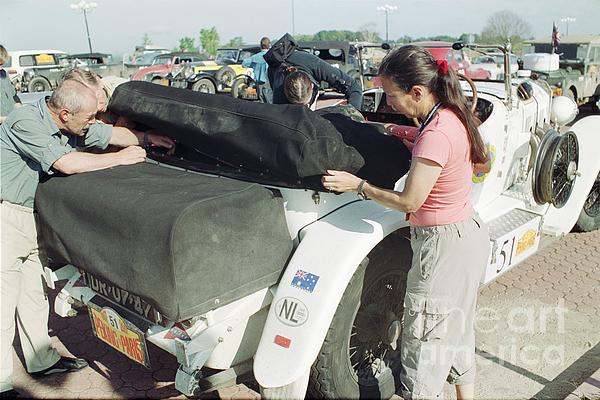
[
  {"x1": 551, "y1": 132, "x2": 579, "y2": 208},
  {"x1": 347, "y1": 270, "x2": 405, "y2": 387},
  {"x1": 583, "y1": 171, "x2": 600, "y2": 217}
]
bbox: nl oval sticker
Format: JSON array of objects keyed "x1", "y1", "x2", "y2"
[{"x1": 275, "y1": 297, "x2": 309, "y2": 327}]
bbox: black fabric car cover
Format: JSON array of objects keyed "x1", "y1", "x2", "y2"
[
  {"x1": 109, "y1": 81, "x2": 364, "y2": 182},
  {"x1": 36, "y1": 163, "x2": 293, "y2": 322},
  {"x1": 109, "y1": 81, "x2": 410, "y2": 190},
  {"x1": 315, "y1": 105, "x2": 411, "y2": 189}
]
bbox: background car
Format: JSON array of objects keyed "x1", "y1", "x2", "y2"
[
  {"x1": 189, "y1": 46, "x2": 261, "y2": 91},
  {"x1": 412, "y1": 41, "x2": 491, "y2": 79},
  {"x1": 5, "y1": 49, "x2": 67, "y2": 90},
  {"x1": 130, "y1": 52, "x2": 211, "y2": 83},
  {"x1": 471, "y1": 52, "x2": 519, "y2": 80}
]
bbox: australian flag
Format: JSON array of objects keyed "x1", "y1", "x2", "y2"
[
  {"x1": 291, "y1": 269, "x2": 320, "y2": 293},
  {"x1": 551, "y1": 22, "x2": 561, "y2": 53}
]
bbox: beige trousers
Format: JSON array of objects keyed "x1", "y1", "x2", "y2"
[
  {"x1": 399, "y1": 215, "x2": 490, "y2": 399},
  {"x1": 1, "y1": 201, "x2": 60, "y2": 392}
]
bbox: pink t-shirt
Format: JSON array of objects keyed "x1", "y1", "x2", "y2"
[{"x1": 409, "y1": 108, "x2": 473, "y2": 227}]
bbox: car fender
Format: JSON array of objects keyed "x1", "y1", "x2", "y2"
[
  {"x1": 253, "y1": 199, "x2": 407, "y2": 388},
  {"x1": 189, "y1": 72, "x2": 218, "y2": 84},
  {"x1": 543, "y1": 115, "x2": 600, "y2": 233}
]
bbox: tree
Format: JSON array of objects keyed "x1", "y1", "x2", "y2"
[
  {"x1": 142, "y1": 33, "x2": 152, "y2": 46},
  {"x1": 294, "y1": 34, "x2": 316, "y2": 42},
  {"x1": 224, "y1": 36, "x2": 245, "y2": 47},
  {"x1": 178, "y1": 37, "x2": 196, "y2": 52},
  {"x1": 358, "y1": 23, "x2": 382, "y2": 43},
  {"x1": 200, "y1": 27, "x2": 220, "y2": 57},
  {"x1": 481, "y1": 10, "x2": 531, "y2": 49}
]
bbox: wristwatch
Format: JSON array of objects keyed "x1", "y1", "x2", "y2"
[{"x1": 357, "y1": 179, "x2": 369, "y2": 200}]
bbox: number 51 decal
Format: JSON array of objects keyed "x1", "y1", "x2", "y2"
[{"x1": 497, "y1": 236, "x2": 516, "y2": 273}]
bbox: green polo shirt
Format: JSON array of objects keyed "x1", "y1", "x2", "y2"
[
  {"x1": 0, "y1": 97, "x2": 112, "y2": 208},
  {"x1": 0, "y1": 69, "x2": 19, "y2": 118}
]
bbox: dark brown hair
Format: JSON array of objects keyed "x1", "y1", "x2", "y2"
[
  {"x1": 379, "y1": 45, "x2": 487, "y2": 164},
  {"x1": 282, "y1": 65, "x2": 314, "y2": 105},
  {"x1": 260, "y1": 37, "x2": 271, "y2": 50}
]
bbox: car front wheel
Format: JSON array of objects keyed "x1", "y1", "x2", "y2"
[
  {"x1": 191, "y1": 78, "x2": 216, "y2": 94},
  {"x1": 575, "y1": 170, "x2": 600, "y2": 232}
]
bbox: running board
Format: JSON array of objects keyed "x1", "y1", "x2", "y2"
[{"x1": 483, "y1": 208, "x2": 543, "y2": 284}]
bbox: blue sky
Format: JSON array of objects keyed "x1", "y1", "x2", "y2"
[{"x1": 1, "y1": 0, "x2": 598, "y2": 55}]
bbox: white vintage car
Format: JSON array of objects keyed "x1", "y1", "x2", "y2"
[{"x1": 40, "y1": 42, "x2": 599, "y2": 400}]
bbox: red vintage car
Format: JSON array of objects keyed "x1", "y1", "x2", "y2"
[
  {"x1": 130, "y1": 52, "x2": 210, "y2": 83},
  {"x1": 411, "y1": 41, "x2": 491, "y2": 79}
]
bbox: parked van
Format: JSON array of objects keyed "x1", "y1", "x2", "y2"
[{"x1": 5, "y1": 49, "x2": 67, "y2": 83}]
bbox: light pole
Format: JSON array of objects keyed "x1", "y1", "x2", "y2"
[
  {"x1": 291, "y1": 0, "x2": 296, "y2": 36},
  {"x1": 377, "y1": 4, "x2": 397, "y2": 43},
  {"x1": 560, "y1": 16, "x2": 576, "y2": 36},
  {"x1": 70, "y1": 1, "x2": 97, "y2": 53}
]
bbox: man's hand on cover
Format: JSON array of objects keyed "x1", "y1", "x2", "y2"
[
  {"x1": 146, "y1": 132, "x2": 176, "y2": 150},
  {"x1": 117, "y1": 146, "x2": 147, "y2": 165}
]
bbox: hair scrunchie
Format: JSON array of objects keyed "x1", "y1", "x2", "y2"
[{"x1": 436, "y1": 59, "x2": 449, "y2": 76}]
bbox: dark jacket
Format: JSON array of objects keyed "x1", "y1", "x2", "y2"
[{"x1": 264, "y1": 34, "x2": 363, "y2": 109}]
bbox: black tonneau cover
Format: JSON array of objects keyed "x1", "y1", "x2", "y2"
[{"x1": 36, "y1": 163, "x2": 293, "y2": 322}]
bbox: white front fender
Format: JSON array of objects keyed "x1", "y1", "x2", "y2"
[
  {"x1": 544, "y1": 115, "x2": 600, "y2": 233},
  {"x1": 253, "y1": 199, "x2": 407, "y2": 388}
]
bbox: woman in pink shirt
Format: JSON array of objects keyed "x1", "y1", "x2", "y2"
[{"x1": 322, "y1": 45, "x2": 490, "y2": 400}]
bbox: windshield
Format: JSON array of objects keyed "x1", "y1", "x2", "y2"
[
  {"x1": 216, "y1": 50, "x2": 238, "y2": 63},
  {"x1": 152, "y1": 56, "x2": 173, "y2": 65}
]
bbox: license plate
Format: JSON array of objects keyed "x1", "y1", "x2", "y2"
[
  {"x1": 81, "y1": 270, "x2": 160, "y2": 323},
  {"x1": 88, "y1": 302, "x2": 151, "y2": 368}
]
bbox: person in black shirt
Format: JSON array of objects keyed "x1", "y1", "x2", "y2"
[{"x1": 264, "y1": 34, "x2": 363, "y2": 110}]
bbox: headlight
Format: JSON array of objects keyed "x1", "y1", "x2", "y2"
[{"x1": 182, "y1": 65, "x2": 194, "y2": 79}]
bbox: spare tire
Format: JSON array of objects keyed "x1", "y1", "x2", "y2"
[{"x1": 215, "y1": 66, "x2": 236, "y2": 88}]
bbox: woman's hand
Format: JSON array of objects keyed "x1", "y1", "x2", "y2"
[{"x1": 321, "y1": 170, "x2": 363, "y2": 193}]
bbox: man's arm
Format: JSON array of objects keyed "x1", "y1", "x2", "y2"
[
  {"x1": 52, "y1": 146, "x2": 146, "y2": 174},
  {"x1": 310, "y1": 58, "x2": 363, "y2": 109},
  {"x1": 108, "y1": 126, "x2": 175, "y2": 150}
]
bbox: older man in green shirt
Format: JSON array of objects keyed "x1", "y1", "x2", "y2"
[
  {"x1": 0, "y1": 79, "x2": 172, "y2": 397},
  {"x1": 0, "y1": 44, "x2": 22, "y2": 125}
]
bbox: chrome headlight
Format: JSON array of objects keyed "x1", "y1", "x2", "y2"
[{"x1": 182, "y1": 65, "x2": 194, "y2": 79}]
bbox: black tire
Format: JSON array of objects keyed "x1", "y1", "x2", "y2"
[
  {"x1": 308, "y1": 230, "x2": 411, "y2": 399},
  {"x1": 28, "y1": 76, "x2": 51, "y2": 92},
  {"x1": 574, "y1": 170, "x2": 600, "y2": 232},
  {"x1": 216, "y1": 66, "x2": 236, "y2": 88},
  {"x1": 191, "y1": 78, "x2": 216, "y2": 94}
]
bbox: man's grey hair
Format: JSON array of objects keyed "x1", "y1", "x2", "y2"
[
  {"x1": 0, "y1": 45, "x2": 9, "y2": 65},
  {"x1": 49, "y1": 79, "x2": 96, "y2": 114},
  {"x1": 61, "y1": 68, "x2": 101, "y2": 87}
]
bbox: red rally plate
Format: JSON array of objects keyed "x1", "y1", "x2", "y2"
[{"x1": 88, "y1": 302, "x2": 151, "y2": 368}]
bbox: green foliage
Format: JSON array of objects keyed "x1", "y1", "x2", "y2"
[
  {"x1": 224, "y1": 36, "x2": 245, "y2": 47},
  {"x1": 313, "y1": 30, "x2": 363, "y2": 42},
  {"x1": 200, "y1": 27, "x2": 220, "y2": 57},
  {"x1": 295, "y1": 34, "x2": 316, "y2": 42},
  {"x1": 142, "y1": 33, "x2": 152, "y2": 46},
  {"x1": 178, "y1": 37, "x2": 196, "y2": 52}
]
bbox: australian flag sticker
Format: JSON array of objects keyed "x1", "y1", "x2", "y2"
[{"x1": 291, "y1": 269, "x2": 320, "y2": 293}]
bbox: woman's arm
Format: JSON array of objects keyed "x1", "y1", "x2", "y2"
[{"x1": 322, "y1": 157, "x2": 442, "y2": 213}]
